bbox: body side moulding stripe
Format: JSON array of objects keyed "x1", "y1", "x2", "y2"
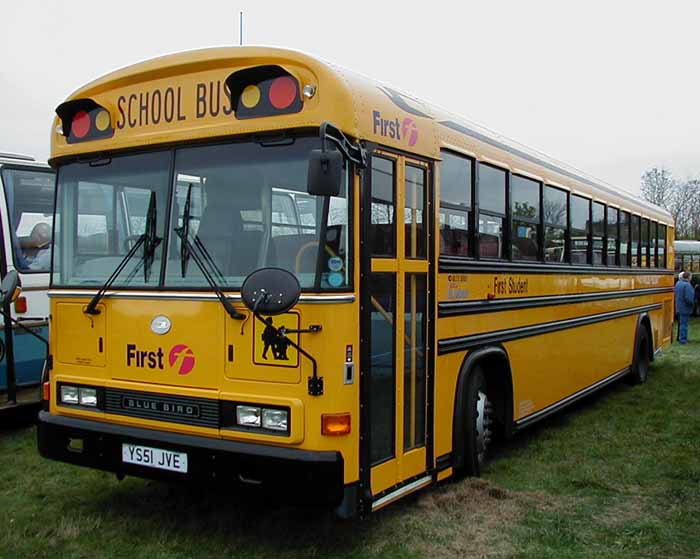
[
  {"x1": 437, "y1": 303, "x2": 662, "y2": 355},
  {"x1": 439, "y1": 256, "x2": 674, "y2": 276},
  {"x1": 438, "y1": 287, "x2": 673, "y2": 317}
]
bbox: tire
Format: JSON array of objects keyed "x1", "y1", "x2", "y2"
[
  {"x1": 628, "y1": 327, "x2": 651, "y2": 385},
  {"x1": 462, "y1": 366, "x2": 494, "y2": 476}
]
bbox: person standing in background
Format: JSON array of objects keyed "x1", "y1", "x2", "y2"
[
  {"x1": 674, "y1": 271, "x2": 694, "y2": 344},
  {"x1": 695, "y1": 280, "x2": 700, "y2": 317}
]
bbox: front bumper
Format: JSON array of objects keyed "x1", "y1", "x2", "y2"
[{"x1": 37, "y1": 411, "x2": 345, "y2": 506}]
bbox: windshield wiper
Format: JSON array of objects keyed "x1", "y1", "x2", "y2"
[
  {"x1": 174, "y1": 184, "x2": 244, "y2": 320},
  {"x1": 84, "y1": 191, "x2": 161, "y2": 315}
]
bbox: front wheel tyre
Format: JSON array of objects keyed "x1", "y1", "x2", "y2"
[
  {"x1": 463, "y1": 367, "x2": 494, "y2": 476},
  {"x1": 628, "y1": 327, "x2": 650, "y2": 385}
]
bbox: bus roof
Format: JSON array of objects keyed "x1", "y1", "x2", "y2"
[
  {"x1": 49, "y1": 46, "x2": 673, "y2": 225},
  {"x1": 674, "y1": 240, "x2": 700, "y2": 254},
  {"x1": 0, "y1": 152, "x2": 35, "y2": 162}
]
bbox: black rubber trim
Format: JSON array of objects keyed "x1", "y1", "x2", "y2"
[
  {"x1": 439, "y1": 256, "x2": 674, "y2": 276},
  {"x1": 451, "y1": 346, "x2": 512, "y2": 472},
  {"x1": 438, "y1": 303, "x2": 663, "y2": 355},
  {"x1": 514, "y1": 366, "x2": 630, "y2": 429},
  {"x1": 435, "y1": 453, "x2": 452, "y2": 472},
  {"x1": 438, "y1": 287, "x2": 673, "y2": 317},
  {"x1": 38, "y1": 411, "x2": 338, "y2": 463}
]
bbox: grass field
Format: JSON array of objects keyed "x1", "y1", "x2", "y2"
[{"x1": 2, "y1": 321, "x2": 699, "y2": 559}]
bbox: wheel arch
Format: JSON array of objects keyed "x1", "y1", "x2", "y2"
[
  {"x1": 635, "y1": 312, "x2": 654, "y2": 364},
  {"x1": 451, "y1": 345, "x2": 514, "y2": 473}
]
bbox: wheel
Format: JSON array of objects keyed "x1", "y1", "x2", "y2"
[
  {"x1": 463, "y1": 366, "x2": 494, "y2": 476},
  {"x1": 628, "y1": 327, "x2": 650, "y2": 385}
]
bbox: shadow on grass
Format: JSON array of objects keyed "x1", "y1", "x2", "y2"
[
  {"x1": 0, "y1": 404, "x2": 39, "y2": 431},
  {"x1": 63, "y1": 470, "x2": 401, "y2": 557}
]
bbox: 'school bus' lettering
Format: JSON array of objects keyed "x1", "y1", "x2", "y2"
[
  {"x1": 40, "y1": 47, "x2": 674, "y2": 519},
  {"x1": 116, "y1": 81, "x2": 233, "y2": 130}
]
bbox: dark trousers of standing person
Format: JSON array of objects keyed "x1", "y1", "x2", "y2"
[{"x1": 678, "y1": 313, "x2": 690, "y2": 344}]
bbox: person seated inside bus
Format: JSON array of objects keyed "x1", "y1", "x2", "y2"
[{"x1": 18, "y1": 222, "x2": 52, "y2": 272}]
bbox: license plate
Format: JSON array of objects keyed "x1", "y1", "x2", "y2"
[{"x1": 121, "y1": 443, "x2": 188, "y2": 473}]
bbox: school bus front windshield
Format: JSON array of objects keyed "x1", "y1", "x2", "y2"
[{"x1": 53, "y1": 137, "x2": 351, "y2": 291}]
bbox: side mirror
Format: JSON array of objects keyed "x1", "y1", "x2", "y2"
[
  {"x1": 0, "y1": 270, "x2": 20, "y2": 306},
  {"x1": 307, "y1": 149, "x2": 342, "y2": 197},
  {"x1": 241, "y1": 267, "x2": 301, "y2": 315}
]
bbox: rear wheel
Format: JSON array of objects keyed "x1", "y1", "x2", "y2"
[
  {"x1": 463, "y1": 366, "x2": 494, "y2": 476},
  {"x1": 628, "y1": 327, "x2": 650, "y2": 385}
]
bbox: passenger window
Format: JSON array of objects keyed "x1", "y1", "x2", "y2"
[
  {"x1": 631, "y1": 215, "x2": 641, "y2": 266},
  {"x1": 650, "y1": 222, "x2": 657, "y2": 268},
  {"x1": 570, "y1": 195, "x2": 591, "y2": 265},
  {"x1": 405, "y1": 164, "x2": 426, "y2": 259},
  {"x1": 477, "y1": 164, "x2": 506, "y2": 258},
  {"x1": 439, "y1": 151, "x2": 472, "y2": 256},
  {"x1": 0, "y1": 168, "x2": 55, "y2": 273},
  {"x1": 511, "y1": 175, "x2": 540, "y2": 261},
  {"x1": 619, "y1": 211, "x2": 630, "y2": 266},
  {"x1": 543, "y1": 186, "x2": 567, "y2": 263},
  {"x1": 607, "y1": 207, "x2": 619, "y2": 266},
  {"x1": 592, "y1": 202, "x2": 605, "y2": 265},
  {"x1": 642, "y1": 218, "x2": 650, "y2": 267},
  {"x1": 658, "y1": 224, "x2": 666, "y2": 268},
  {"x1": 370, "y1": 156, "x2": 396, "y2": 256}
]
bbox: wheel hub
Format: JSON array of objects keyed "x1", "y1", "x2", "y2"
[{"x1": 475, "y1": 390, "x2": 493, "y2": 463}]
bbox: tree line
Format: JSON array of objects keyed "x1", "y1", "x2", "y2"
[{"x1": 640, "y1": 168, "x2": 700, "y2": 239}]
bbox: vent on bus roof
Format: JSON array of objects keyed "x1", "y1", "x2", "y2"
[
  {"x1": 225, "y1": 65, "x2": 302, "y2": 120},
  {"x1": 0, "y1": 152, "x2": 35, "y2": 161}
]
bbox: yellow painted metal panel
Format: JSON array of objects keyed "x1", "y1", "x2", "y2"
[{"x1": 55, "y1": 303, "x2": 106, "y2": 367}]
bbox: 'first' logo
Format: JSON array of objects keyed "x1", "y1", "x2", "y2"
[
  {"x1": 372, "y1": 111, "x2": 419, "y2": 147},
  {"x1": 168, "y1": 344, "x2": 196, "y2": 375},
  {"x1": 126, "y1": 343, "x2": 196, "y2": 375}
]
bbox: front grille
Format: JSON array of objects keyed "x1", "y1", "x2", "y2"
[{"x1": 104, "y1": 388, "x2": 220, "y2": 428}]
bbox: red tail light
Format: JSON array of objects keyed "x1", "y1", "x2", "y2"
[{"x1": 14, "y1": 296, "x2": 27, "y2": 314}]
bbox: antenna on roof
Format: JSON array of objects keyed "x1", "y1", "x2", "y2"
[{"x1": 239, "y1": 11, "x2": 243, "y2": 46}]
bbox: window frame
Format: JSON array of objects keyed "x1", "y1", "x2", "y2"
[
  {"x1": 369, "y1": 154, "x2": 398, "y2": 258},
  {"x1": 542, "y1": 184, "x2": 569, "y2": 264},
  {"x1": 570, "y1": 193, "x2": 592, "y2": 266},
  {"x1": 592, "y1": 201, "x2": 605, "y2": 266},
  {"x1": 510, "y1": 173, "x2": 542, "y2": 262},
  {"x1": 606, "y1": 206, "x2": 619, "y2": 266},
  {"x1": 439, "y1": 149, "x2": 474, "y2": 258},
  {"x1": 476, "y1": 162, "x2": 508, "y2": 260}
]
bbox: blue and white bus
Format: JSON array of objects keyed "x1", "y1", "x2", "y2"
[{"x1": 0, "y1": 153, "x2": 54, "y2": 412}]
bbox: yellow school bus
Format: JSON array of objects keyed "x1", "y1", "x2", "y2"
[{"x1": 38, "y1": 47, "x2": 675, "y2": 516}]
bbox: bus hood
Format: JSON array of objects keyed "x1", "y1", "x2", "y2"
[{"x1": 54, "y1": 296, "x2": 303, "y2": 390}]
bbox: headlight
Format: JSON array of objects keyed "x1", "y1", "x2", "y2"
[
  {"x1": 78, "y1": 387, "x2": 98, "y2": 407},
  {"x1": 236, "y1": 405, "x2": 261, "y2": 427},
  {"x1": 262, "y1": 408, "x2": 288, "y2": 431},
  {"x1": 60, "y1": 385, "x2": 79, "y2": 405}
]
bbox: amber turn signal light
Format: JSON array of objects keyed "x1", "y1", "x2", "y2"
[
  {"x1": 42, "y1": 382, "x2": 50, "y2": 402},
  {"x1": 321, "y1": 413, "x2": 351, "y2": 436}
]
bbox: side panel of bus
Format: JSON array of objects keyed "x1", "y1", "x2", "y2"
[{"x1": 0, "y1": 164, "x2": 52, "y2": 409}]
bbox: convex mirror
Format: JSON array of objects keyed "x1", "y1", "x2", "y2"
[{"x1": 241, "y1": 267, "x2": 301, "y2": 315}]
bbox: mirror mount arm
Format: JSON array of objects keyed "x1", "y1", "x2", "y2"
[
  {"x1": 319, "y1": 122, "x2": 367, "y2": 169},
  {"x1": 250, "y1": 293, "x2": 323, "y2": 396}
]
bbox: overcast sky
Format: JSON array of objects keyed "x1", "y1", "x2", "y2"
[{"x1": 1, "y1": 0, "x2": 698, "y2": 195}]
